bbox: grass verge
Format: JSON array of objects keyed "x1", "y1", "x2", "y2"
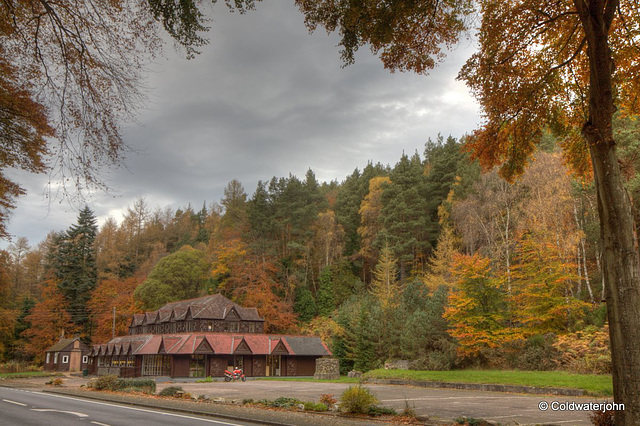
[
  {"x1": 0, "y1": 371, "x2": 60, "y2": 379},
  {"x1": 363, "y1": 369, "x2": 613, "y2": 396}
]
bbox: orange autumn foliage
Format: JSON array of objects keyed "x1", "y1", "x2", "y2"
[
  {"x1": 88, "y1": 277, "x2": 143, "y2": 343},
  {"x1": 444, "y1": 253, "x2": 514, "y2": 359},
  {"x1": 227, "y1": 257, "x2": 297, "y2": 333},
  {"x1": 22, "y1": 278, "x2": 78, "y2": 363}
]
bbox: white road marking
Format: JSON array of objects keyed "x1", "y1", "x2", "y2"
[
  {"x1": 91, "y1": 422, "x2": 111, "y2": 426},
  {"x1": 23, "y1": 391, "x2": 246, "y2": 425},
  {"x1": 2, "y1": 399, "x2": 27, "y2": 406},
  {"x1": 31, "y1": 408, "x2": 88, "y2": 417}
]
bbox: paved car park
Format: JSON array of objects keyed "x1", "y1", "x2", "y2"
[{"x1": 158, "y1": 379, "x2": 604, "y2": 424}]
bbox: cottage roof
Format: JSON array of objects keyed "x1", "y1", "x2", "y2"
[
  {"x1": 46, "y1": 338, "x2": 90, "y2": 353},
  {"x1": 46, "y1": 338, "x2": 75, "y2": 353}
]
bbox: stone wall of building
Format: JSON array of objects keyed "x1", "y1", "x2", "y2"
[{"x1": 314, "y1": 357, "x2": 339, "y2": 380}]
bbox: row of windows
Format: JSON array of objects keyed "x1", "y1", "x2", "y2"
[
  {"x1": 130, "y1": 320, "x2": 261, "y2": 335},
  {"x1": 141, "y1": 355, "x2": 171, "y2": 376},
  {"x1": 45, "y1": 353, "x2": 88, "y2": 364},
  {"x1": 97, "y1": 356, "x2": 135, "y2": 368}
]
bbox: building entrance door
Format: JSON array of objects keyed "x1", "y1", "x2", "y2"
[
  {"x1": 266, "y1": 355, "x2": 280, "y2": 376},
  {"x1": 69, "y1": 352, "x2": 81, "y2": 372}
]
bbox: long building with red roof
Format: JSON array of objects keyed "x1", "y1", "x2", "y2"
[{"x1": 89, "y1": 294, "x2": 332, "y2": 378}]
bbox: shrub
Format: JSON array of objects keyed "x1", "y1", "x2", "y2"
[
  {"x1": 455, "y1": 417, "x2": 491, "y2": 426},
  {"x1": 401, "y1": 399, "x2": 417, "y2": 418},
  {"x1": 367, "y1": 405, "x2": 397, "y2": 416},
  {"x1": 553, "y1": 326, "x2": 611, "y2": 374},
  {"x1": 319, "y1": 394, "x2": 336, "y2": 406},
  {"x1": 339, "y1": 385, "x2": 378, "y2": 414},
  {"x1": 303, "y1": 401, "x2": 328, "y2": 412},
  {"x1": 196, "y1": 376, "x2": 213, "y2": 383},
  {"x1": 271, "y1": 397, "x2": 301, "y2": 408},
  {"x1": 118, "y1": 378, "x2": 156, "y2": 393},
  {"x1": 46, "y1": 377, "x2": 64, "y2": 386},
  {"x1": 88, "y1": 375, "x2": 119, "y2": 390},
  {"x1": 88, "y1": 376, "x2": 156, "y2": 393},
  {"x1": 409, "y1": 348, "x2": 457, "y2": 371},
  {"x1": 0, "y1": 361, "x2": 40, "y2": 374},
  {"x1": 158, "y1": 386, "x2": 184, "y2": 397},
  {"x1": 590, "y1": 410, "x2": 615, "y2": 426},
  {"x1": 515, "y1": 334, "x2": 561, "y2": 371}
]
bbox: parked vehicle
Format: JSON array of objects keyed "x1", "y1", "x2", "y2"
[{"x1": 224, "y1": 367, "x2": 246, "y2": 382}]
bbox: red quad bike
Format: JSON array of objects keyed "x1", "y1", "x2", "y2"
[{"x1": 224, "y1": 367, "x2": 246, "y2": 382}]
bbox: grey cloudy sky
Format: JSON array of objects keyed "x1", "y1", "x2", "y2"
[{"x1": 5, "y1": 1, "x2": 480, "y2": 246}]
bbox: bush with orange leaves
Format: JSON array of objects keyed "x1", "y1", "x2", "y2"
[{"x1": 553, "y1": 326, "x2": 611, "y2": 375}]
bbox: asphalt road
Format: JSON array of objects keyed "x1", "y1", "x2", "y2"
[{"x1": 0, "y1": 387, "x2": 262, "y2": 426}]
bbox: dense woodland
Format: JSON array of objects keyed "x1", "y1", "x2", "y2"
[{"x1": 2, "y1": 120, "x2": 639, "y2": 374}]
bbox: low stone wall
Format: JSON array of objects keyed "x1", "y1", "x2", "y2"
[
  {"x1": 97, "y1": 367, "x2": 121, "y2": 376},
  {"x1": 314, "y1": 358, "x2": 339, "y2": 380},
  {"x1": 384, "y1": 360, "x2": 409, "y2": 370},
  {"x1": 365, "y1": 378, "x2": 585, "y2": 396}
]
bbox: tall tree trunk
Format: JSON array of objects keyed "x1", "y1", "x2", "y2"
[{"x1": 577, "y1": 1, "x2": 640, "y2": 422}]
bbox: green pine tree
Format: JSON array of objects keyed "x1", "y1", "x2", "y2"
[
  {"x1": 379, "y1": 153, "x2": 433, "y2": 278},
  {"x1": 293, "y1": 285, "x2": 317, "y2": 323},
  {"x1": 54, "y1": 206, "x2": 98, "y2": 337},
  {"x1": 316, "y1": 266, "x2": 335, "y2": 317},
  {"x1": 352, "y1": 300, "x2": 379, "y2": 372}
]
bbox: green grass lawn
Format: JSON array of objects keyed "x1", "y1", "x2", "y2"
[
  {"x1": 0, "y1": 371, "x2": 58, "y2": 379},
  {"x1": 257, "y1": 369, "x2": 612, "y2": 396},
  {"x1": 363, "y1": 369, "x2": 613, "y2": 396}
]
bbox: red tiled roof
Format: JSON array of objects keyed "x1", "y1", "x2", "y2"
[
  {"x1": 94, "y1": 333, "x2": 331, "y2": 357},
  {"x1": 160, "y1": 336, "x2": 183, "y2": 353},
  {"x1": 136, "y1": 335, "x2": 162, "y2": 355}
]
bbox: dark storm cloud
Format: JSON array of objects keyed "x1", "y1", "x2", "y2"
[{"x1": 3, "y1": 1, "x2": 480, "y2": 245}]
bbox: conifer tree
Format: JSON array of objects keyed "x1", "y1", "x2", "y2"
[
  {"x1": 369, "y1": 243, "x2": 401, "y2": 309},
  {"x1": 352, "y1": 300, "x2": 379, "y2": 372},
  {"x1": 53, "y1": 206, "x2": 98, "y2": 337},
  {"x1": 293, "y1": 285, "x2": 317, "y2": 323},
  {"x1": 10, "y1": 296, "x2": 36, "y2": 361},
  {"x1": 316, "y1": 266, "x2": 335, "y2": 317},
  {"x1": 380, "y1": 153, "x2": 432, "y2": 278},
  {"x1": 358, "y1": 176, "x2": 390, "y2": 276}
]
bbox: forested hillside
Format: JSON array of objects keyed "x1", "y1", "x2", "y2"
[{"x1": 3, "y1": 123, "x2": 639, "y2": 373}]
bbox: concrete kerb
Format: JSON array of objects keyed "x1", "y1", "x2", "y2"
[
  {"x1": 40, "y1": 387, "x2": 400, "y2": 426},
  {"x1": 364, "y1": 378, "x2": 586, "y2": 396}
]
